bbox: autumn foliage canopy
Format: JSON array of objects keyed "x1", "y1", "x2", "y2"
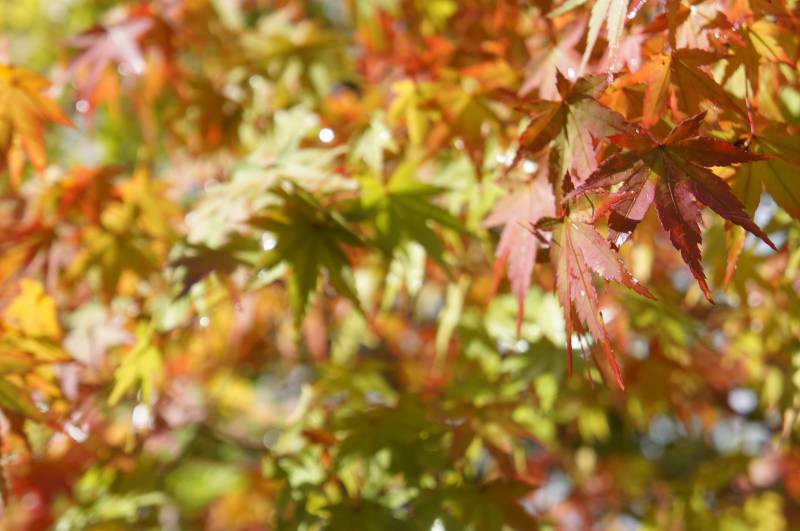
[{"x1": 1, "y1": 0, "x2": 800, "y2": 528}]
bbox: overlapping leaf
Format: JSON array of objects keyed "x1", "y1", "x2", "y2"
[
  {"x1": 550, "y1": 210, "x2": 653, "y2": 389},
  {"x1": 715, "y1": 18, "x2": 796, "y2": 94},
  {"x1": 519, "y1": 22, "x2": 582, "y2": 99},
  {"x1": 579, "y1": 0, "x2": 629, "y2": 74},
  {"x1": 614, "y1": 49, "x2": 744, "y2": 126},
  {"x1": 483, "y1": 178, "x2": 555, "y2": 334},
  {"x1": 0, "y1": 279, "x2": 68, "y2": 418},
  {"x1": 253, "y1": 184, "x2": 365, "y2": 327},
  {"x1": 68, "y1": 17, "x2": 153, "y2": 107},
  {"x1": 567, "y1": 112, "x2": 776, "y2": 300},
  {"x1": 354, "y1": 161, "x2": 467, "y2": 269},
  {"x1": 0, "y1": 65, "x2": 71, "y2": 185},
  {"x1": 732, "y1": 124, "x2": 800, "y2": 221},
  {"x1": 66, "y1": 168, "x2": 177, "y2": 297},
  {"x1": 513, "y1": 73, "x2": 632, "y2": 186},
  {"x1": 108, "y1": 323, "x2": 163, "y2": 405}
]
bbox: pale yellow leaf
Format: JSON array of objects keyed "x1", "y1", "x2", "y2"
[
  {"x1": 4, "y1": 279, "x2": 61, "y2": 339},
  {"x1": 580, "y1": 0, "x2": 629, "y2": 74}
]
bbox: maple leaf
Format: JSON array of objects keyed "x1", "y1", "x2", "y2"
[
  {"x1": 108, "y1": 323, "x2": 163, "y2": 405},
  {"x1": 642, "y1": 1, "x2": 717, "y2": 49},
  {"x1": 63, "y1": 303, "x2": 132, "y2": 368},
  {"x1": 358, "y1": 10, "x2": 456, "y2": 82},
  {"x1": 731, "y1": 124, "x2": 800, "y2": 220},
  {"x1": 0, "y1": 278, "x2": 69, "y2": 363},
  {"x1": 550, "y1": 209, "x2": 654, "y2": 389},
  {"x1": 354, "y1": 161, "x2": 467, "y2": 270},
  {"x1": 0, "y1": 65, "x2": 72, "y2": 186},
  {"x1": 719, "y1": 20, "x2": 795, "y2": 93},
  {"x1": 566, "y1": 112, "x2": 776, "y2": 300},
  {"x1": 519, "y1": 21, "x2": 583, "y2": 99},
  {"x1": 178, "y1": 183, "x2": 366, "y2": 328},
  {"x1": 68, "y1": 17, "x2": 153, "y2": 108},
  {"x1": 483, "y1": 178, "x2": 555, "y2": 335},
  {"x1": 0, "y1": 377, "x2": 43, "y2": 419},
  {"x1": 724, "y1": 123, "x2": 800, "y2": 284},
  {"x1": 579, "y1": 0, "x2": 629, "y2": 74},
  {"x1": 615, "y1": 48, "x2": 745, "y2": 127},
  {"x1": 57, "y1": 165, "x2": 124, "y2": 224},
  {"x1": 389, "y1": 66, "x2": 514, "y2": 178},
  {"x1": 512, "y1": 74, "x2": 633, "y2": 187},
  {"x1": 171, "y1": 236, "x2": 262, "y2": 297},
  {"x1": 442, "y1": 479, "x2": 539, "y2": 530},
  {"x1": 252, "y1": 184, "x2": 365, "y2": 327},
  {"x1": 0, "y1": 279, "x2": 69, "y2": 418},
  {"x1": 753, "y1": 133, "x2": 800, "y2": 221},
  {"x1": 3, "y1": 279, "x2": 61, "y2": 340},
  {"x1": 184, "y1": 107, "x2": 352, "y2": 249},
  {"x1": 65, "y1": 168, "x2": 176, "y2": 297},
  {"x1": 597, "y1": 30, "x2": 645, "y2": 75}
]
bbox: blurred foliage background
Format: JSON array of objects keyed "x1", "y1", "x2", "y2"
[{"x1": 1, "y1": 0, "x2": 800, "y2": 529}]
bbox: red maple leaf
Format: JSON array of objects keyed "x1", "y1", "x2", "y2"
[
  {"x1": 68, "y1": 16, "x2": 154, "y2": 108},
  {"x1": 483, "y1": 177, "x2": 555, "y2": 334},
  {"x1": 566, "y1": 112, "x2": 776, "y2": 300},
  {"x1": 512, "y1": 74, "x2": 633, "y2": 185},
  {"x1": 550, "y1": 208, "x2": 654, "y2": 389}
]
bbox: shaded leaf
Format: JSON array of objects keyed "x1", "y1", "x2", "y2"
[{"x1": 615, "y1": 49, "x2": 745, "y2": 126}]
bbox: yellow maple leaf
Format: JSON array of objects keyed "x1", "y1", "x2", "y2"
[
  {"x1": 3, "y1": 278, "x2": 62, "y2": 339},
  {"x1": 108, "y1": 323, "x2": 163, "y2": 405}
]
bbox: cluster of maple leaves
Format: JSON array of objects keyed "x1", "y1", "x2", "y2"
[
  {"x1": 486, "y1": 1, "x2": 797, "y2": 386},
  {"x1": 0, "y1": 0, "x2": 799, "y2": 527},
  {"x1": 1, "y1": 0, "x2": 798, "y2": 388}
]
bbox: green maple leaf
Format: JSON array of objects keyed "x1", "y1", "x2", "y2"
[
  {"x1": 352, "y1": 160, "x2": 467, "y2": 270},
  {"x1": 253, "y1": 183, "x2": 365, "y2": 327}
]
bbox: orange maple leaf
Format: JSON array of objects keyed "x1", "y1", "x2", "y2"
[{"x1": 0, "y1": 65, "x2": 72, "y2": 186}]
